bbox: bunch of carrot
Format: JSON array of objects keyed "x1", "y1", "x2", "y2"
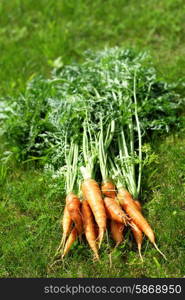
[
  {"x1": 2, "y1": 46, "x2": 180, "y2": 268},
  {"x1": 49, "y1": 48, "x2": 174, "y2": 264},
  {"x1": 55, "y1": 178, "x2": 166, "y2": 262}
]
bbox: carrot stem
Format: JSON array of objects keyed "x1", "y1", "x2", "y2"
[{"x1": 133, "y1": 71, "x2": 142, "y2": 196}]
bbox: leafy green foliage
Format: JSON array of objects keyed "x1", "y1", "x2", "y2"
[{"x1": 2, "y1": 48, "x2": 183, "y2": 174}]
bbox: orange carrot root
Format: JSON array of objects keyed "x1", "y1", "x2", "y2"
[
  {"x1": 61, "y1": 227, "x2": 78, "y2": 259},
  {"x1": 118, "y1": 188, "x2": 155, "y2": 243},
  {"x1": 131, "y1": 221, "x2": 143, "y2": 261},
  {"x1": 104, "y1": 197, "x2": 128, "y2": 225},
  {"x1": 98, "y1": 228, "x2": 105, "y2": 249},
  {"x1": 82, "y1": 200, "x2": 99, "y2": 260},
  {"x1": 66, "y1": 192, "x2": 83, "y2": 235},
  {"x1": 110, "y1": 219, "x2": 124, "y2": 246},
  {"x1": 57, "y1": 205, "x2": 72, "y2": 253},
  {"x1": 81, "y1": 178, "x2": 106, "y2": 248},
  {"x1": 109, "y1": 221, "x2": 124, "y2": 269},
  {"x1": 56, "y1": 184, "x2": 166, "y2": 262},
  {"x1": 101, "y1": 181, "x2": 116, "y2": 199},
  {"x1": 118, "y1": 188, "x2": 167, "y2": 260},
  {"x1": 134, "y1": 200, "x2": 142, "y2": 211},
  {"x1": 130, "y1": 200, "x2": 143, "y2": 261}
]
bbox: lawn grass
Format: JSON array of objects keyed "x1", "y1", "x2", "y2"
[{"x1": 0, "y1": 0, "x2": 185, "y2": 277}]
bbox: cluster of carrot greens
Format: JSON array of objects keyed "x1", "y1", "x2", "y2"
[{"x1": 2, "y1": 48, "x2": 182, "y2": 263}]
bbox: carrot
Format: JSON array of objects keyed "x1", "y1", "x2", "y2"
[
  {"x1": 109, "y1": 219, "x2": 124, "y2": 268},
  {"x1": 134, "y1": 200, "x2": 142, "y2": 211},
  {"x1": 66, "y1": 192, "x2": 83, "y2": 235},
  {"x1": 104, "y1": 197, "x2": 128, "y2": 225},
  {"x1": 82, "y1": 200, "x2": 99, "y2": 260},
  {"x1": 130, "y1": 199, "x2": 143, "y2": 260},
  {"x1": 101, "y1": 181, "x2": 116, "y2": 199},
  {"x1": 117, "y1": 188, "x2": 167, "y2": 260},
  {"x1": 94, "y1": 223, "x2": 99, "y2": 238},
  {"x1": 130, "y1": 202, "x2": 142, "y2": 253},
  {"x1": 61, "y1": 227, "x2": 78, "y2": 258},
  {"x1": 110, "y1": 220, "x2": 124, "y2": 246},
  {"x1": 81, "y1": 178, "x2": 106, "y2": 248},
  {"x1": 131, "y1": 222, "x2": 143, "y2": 261},
  {"x1": 56, "y1": 205, "x2": 72, "y2": 253}
]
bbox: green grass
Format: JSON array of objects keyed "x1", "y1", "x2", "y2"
[{"x1": 0, "y1": 0, "x2": 185, "y2": 277}]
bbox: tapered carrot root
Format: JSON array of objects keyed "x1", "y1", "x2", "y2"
[
  {"x1": 109, "y1": 220, "x2": 124, "y2": 268},
  {"x1": 104, "y1": 197, "x2": 128, "y2": 225},
  {"x1": 110, "y1": 220, "x2": 124, "y2": 246},
  {"x1": 134, "y1": 200, "x2": 142, "y2": 211},
  {"x1": 57, "y1": 205, "x2": 73, "y2": 253},
  {"x1": 130, "y1": 199, "x2": 143, "y2": 261},
  {"x1": 101, "y1": 181, "x2": 116, "y2": 199},
  {"x1": 131, "y1": 222, "x2": 143, "y2": 261},
  {"x1": 82, "y1": 200, "x2": 99, "y2": 260},
  {"x1": 66, "y1": 192, "x2": 83, "y2": 235},
  {"x1": 118, "y1": 188, "x2": 167, "y2": 260},
  {"x1": 118, "y1": 188, "x2": 155, "y2": 241},
  {"x1": 61, "y1": 227, "x2": 78, "y2": 259},
  {"x1": 81, "y1": 178, "x2": 106, "y2": 248}
]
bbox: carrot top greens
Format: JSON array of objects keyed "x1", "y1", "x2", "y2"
[{"x1": 2, "y1": 48, "x2": 182, "y2": 197}]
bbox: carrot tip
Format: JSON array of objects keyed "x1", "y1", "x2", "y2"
[
  {"x1": 138, "y1": 246, "x2": 143, "y2": 262},
  {"x1": 56, "y1": 236, "x2": 66, "y2": 254},
  {"x1": 79, "y1": 234, "x2": 83, "y2": 243},
  {"x1": 93, "y1": 254, "x2": 100, "y2": 262},
  {"x1": 98, "y1": 236, "x2": 104, "y2": 249},
  {"x1": 115, "y1": 242, "x2": 121, "y2": 248},
  {"x1": 153, "y1": 242, "x2": 167, "y2": 261},
  {"x1": 97, "y1": 228, "x2": 105, "y2": 248}
]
